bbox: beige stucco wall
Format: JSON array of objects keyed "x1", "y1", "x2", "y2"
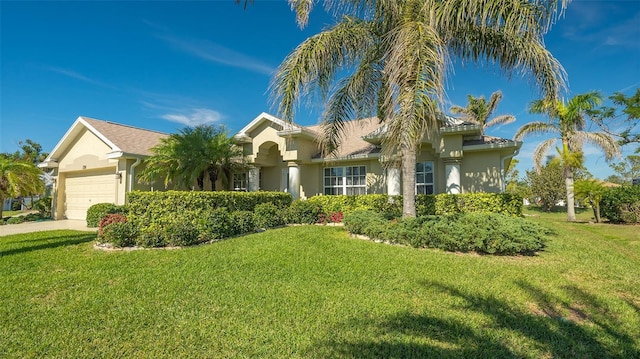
[
  {"x1": 461, "y1": 151, "x2": 502, "y2": 193},
  {"x1": 57, "y1": 128, "x2": 115, "y2": 172}
]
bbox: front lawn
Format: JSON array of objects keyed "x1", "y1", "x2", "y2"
[{"x1": 1, "y1": 216, "x2": 638, "y2": 358}]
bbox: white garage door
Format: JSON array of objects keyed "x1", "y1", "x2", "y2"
[{"x1": 65, "y1": 170, "x2": 117, "y2": 220}]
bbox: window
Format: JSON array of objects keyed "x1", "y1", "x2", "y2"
[
  {"x1": 416, "y1": 161, "x2": 434, "y2": 194},
  {"x1": 324, "y1": 166, "x2": 367, "y2": 195},
  {"x1": 233, "y1": 173, "x2": 247, "y2": 191}
]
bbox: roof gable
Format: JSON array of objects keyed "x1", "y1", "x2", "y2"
[{"x1": 40, "y1": 116, "x2": 168, "y2": 167}]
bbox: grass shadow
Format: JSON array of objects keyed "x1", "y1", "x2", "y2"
[
  {"x1": 0, "y1": 232, "x2": 95, "y2": 257},
  {"x1": 313, "y1": 281, "x2": 637, "y2": 358}
]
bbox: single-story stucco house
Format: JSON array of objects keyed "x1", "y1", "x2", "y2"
[{"x1": 39, "y1": 113, "x2": 521, "y2": 220}]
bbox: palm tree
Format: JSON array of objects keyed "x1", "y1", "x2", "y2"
[
  {"x1": 0, "y1": 158, "x2": 44, "y2": 218},
  {"x1": 138, "y1": 125, "x2": 245, "y2": 191},
  {"x1": 450, "y1": 90, "x2": 515, "y2": 136},
  {"x1": 514, "y1": 92, "x2": 621, "y2": 221},
  {"x1": 271, "y1": 0, "x2": 568, "y2": 218}
]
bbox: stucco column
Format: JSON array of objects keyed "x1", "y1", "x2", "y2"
[
  {"x1": 248, "y1": 166, "x2": 260, "y2": 192},
  {"x1": 445, "y1": 160, "x2": 461, "y2": 194},
  {"x1": 287, "y1": 163, "x2": 300, "y2": 199},
  {"x1": 386, "y1": 167, "x2": 401, "y2": 196}
]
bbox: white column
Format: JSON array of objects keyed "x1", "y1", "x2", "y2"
[
  {"x1": 386, "y1": 167, "x2": 401, "y2": 196},
  {"x1": 445, "y1": 162, "x2": 461, "y2": 194},
  {"x1": 248, "y1": 166, "x2": 260, "y2": 192},
  {"x1": 288, "y1": 163, "x2": 300, "y2": 199}
]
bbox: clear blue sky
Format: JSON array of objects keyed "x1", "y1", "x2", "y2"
[{"x1": 1, "y1": 0, "x2": 639, "y2": 179}]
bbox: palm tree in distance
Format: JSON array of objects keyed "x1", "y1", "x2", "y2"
[
  {"x1": 515, "y1": 92, "x2": 621, "y2": 222},
  {"x1": 0, "y1": 158, "x2": 44, "y2": 218},
  {"x1": 139, "y1": 125, "x2": 245, "y2": 191},
  {"x1": 271, "y1": 0, "x2": 569, "y2": 218},
  {"x1": 450, "y1": 90, "x2": 515, "y2": 136}
]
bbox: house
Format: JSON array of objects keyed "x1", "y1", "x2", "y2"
[
  {"x1": 40, "y1": 113, "x2": 521, "y2": 220},
  {"x1": 234, "y1": 112, "x2": 521, "y2": 199},
  {"x1": 39, "y1": 117, "x2": 168, "y2": 220}
]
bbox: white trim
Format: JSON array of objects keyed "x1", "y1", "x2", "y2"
[{"x1": 235, "y1": 112, "x2": 301, "y2": 138}]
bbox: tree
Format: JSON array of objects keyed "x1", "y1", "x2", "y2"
[
  {"x1": 0, "y1": 158, "x2": 44, "y2": 218},
  {"x1": 574, "y1": 179, "x2": 607, "y2": 223},
  {"x1": 0, "y1": 139, "x2": 48, "y2": 164},
  {"x1": 515, "y1": 92, "x2": 621, "y2": 221},
  {"x1": 526, "y1": 159, "x2": 565, "y2": 212},
  {"x1": 593, "y1": 89, "x2": 640, "y2": 151},
  {"x1": 271, "y1": 0, "x2": 568, "y2": 218},
  {"x1": 608, "y1": 155, "x2": 640, "y2": 184},
  {"x1": 138, "y1": 125, "x2": 245, "y2": 191},
  {"x1": 450, "y1": 90, "x2": 515, "y2": 136}
]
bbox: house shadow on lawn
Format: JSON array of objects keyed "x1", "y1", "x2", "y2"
[
  {"x1": 313, "y1": 281, "x2": 637, "y2": 358},
  {"x1": 0, "y1": 232, "x2": 95, "y2": 257}
]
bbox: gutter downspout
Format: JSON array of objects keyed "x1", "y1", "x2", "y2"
[
  {"x1": 129, "y1": 158, "x2": 142, "y2": 192},
  {"x1": 500, "y1": 149, "x2": 520, "y2": 192}
]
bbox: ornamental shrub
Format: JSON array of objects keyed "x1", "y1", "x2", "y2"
[
  {"x1": 137, "y1": 224, "x2": 166, "y2": 248},
  {"x1": 344, "y1": 211, "x2": 549, "y2": 255},
  {"x1": 98, "y1": 213, "x2": 127, "y2": 237},
  {"x1": 600, "y1": 185, "x2": 640, "y2": 223},
  {"x1": 197, "y1": 208, "x2": 233, "y2": 240},
  {"x1": 164, "y1": 220, "x2": 200, "y2": 247},
  {"x1": 101, "y1": 221, "x2": 139, "y2": 248},
  {"x1": 6, "y1": 216, "x2": 25, "y2": 225},
  {"x1": 230, "y1": 210, "x2": 256, "y2": 235},
  {"x1": 86, "y1": 203, "x2": 127, "y2": 227},
  {"x1": 127, "y1": 190, "x2": 292, "y2": 229},
  {"x1": 286, "y1": 200, "x2": 323, "y2": 224},
  {"x1": 254, "y1": 202, "x2": 285, "y2": 228}
]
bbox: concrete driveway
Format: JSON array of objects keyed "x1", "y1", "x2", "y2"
[{"x1": 0, "y1": 220, "x2": 96, "y2": 236}]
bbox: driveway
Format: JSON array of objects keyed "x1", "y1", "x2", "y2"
[{"x1": 0, "y1": 220, "x2": 96, "y2": 236}]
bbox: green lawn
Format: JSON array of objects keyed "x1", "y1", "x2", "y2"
[{"x1": 1, "y1": 214, "x2": 638, "y2": 358}]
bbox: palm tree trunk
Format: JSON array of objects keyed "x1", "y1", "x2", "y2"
[
  {"x1": 565, "y1": 166, "x2": 576, "y2": 222},
  {"x1": 208, "y1": 169, "x2": 219, "y2": 191},
  {"x1": 401, "y1": 144, "x2": 416, "y2": 218}
]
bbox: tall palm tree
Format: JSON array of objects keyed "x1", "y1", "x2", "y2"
[
  {"x1": 514, "y1": 92, "x2": 621, "y2": 221},
  {"x1": 271, "y1": 0, "x2": 568, "y2": 218},
  {"x1": 139, "y1": 125, "x2": 245, "y2": 191},
  {"x1": 450, "y1": 90, "x2": 515, "y2": 136},
  {"x1": 0, "y1": 158, "x2": 44, "y2": 218}
]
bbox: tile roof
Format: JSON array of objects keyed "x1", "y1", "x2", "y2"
[
  {"x1": 463, "y1": 135, "x2": 517, "y2": 146},
  {"x1": 305, "y1": 118, "x2": 384, "y2": 158},
  {"x1": 81, "y1": 117, "x2": 169, "y2": 156}
]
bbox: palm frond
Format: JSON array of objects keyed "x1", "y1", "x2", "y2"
[
  {"x1": 486, "y1": 114, "x2": 516, "y2": 128},
  {"x1": 574, "y1": 131, "x2": 622, "y2": 161},
  {"x1": 532, "y1": 138, "x2": 558, "y2": 171},
  {"x1": 514, "y1": 121, "x2": 557, "y2": 141}
]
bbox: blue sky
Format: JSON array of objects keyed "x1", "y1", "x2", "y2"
[{"x1": 1, "y1": 0, "x2": 638, "y2": 179}]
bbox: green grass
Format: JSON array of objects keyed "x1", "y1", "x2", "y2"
[
  {"x1": 1, "y1": 215, "x2": 639, "y2": 358},
  {"x1": 2, "y1": 209, "x2": 36, "y2": 217}
]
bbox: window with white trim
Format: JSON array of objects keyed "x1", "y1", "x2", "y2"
[
  {"x1": 416, "y1": 161, "x2": 434, "y2": 194},
  {"x1": 324, "y1": 166, "x2": 367, "y2": 195},
  {"x1": 233, "y1": 173, "x2": 247, "y2": 191}
]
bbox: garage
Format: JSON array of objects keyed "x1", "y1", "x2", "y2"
[{"x1": 64, "y1": 169, "x2": 117, "y2": 220}]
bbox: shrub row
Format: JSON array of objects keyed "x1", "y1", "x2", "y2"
[
  {"x1": 600, "y1": 185, "x2": 640, "y2": 224},
  {"x1": 343, "y1": 210, "x2": 551, "y2": 255},
  {"x1": 86, "y1": 203, "x2": 127, "y2": 227},
  {"x1": 307, "y1": 193, "x2": 522, "y2": 218},
  {"x1": 126, "y1": 191, "x2": 292, "y2": 228}
]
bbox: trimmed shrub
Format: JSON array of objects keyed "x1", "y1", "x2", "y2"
[
  {"x1": 317, "y1": 211, "x2": 344, "y2": 224},
  {"x1": 127, "y1": 190, "x2": 292, "y2": 229},
  {"x1": 345, "y1": 211, "x2": 550, "y2": 255},
  {"x1": 230, "y1": 211, "x2": 256, "y2": 235},
  {"x1": 600, "y1": 186, "x2": 640, "y2": 223},
  {"x1": 137, "y1": 224, "x2": 166, "y2": 248},
  {"x1": 286, "y1": 200, "x2": 323, "y2": 224},
  {"x1": 434, "y1": 193, "x2": 522, "y2": 216},
  {"x1": 164, "y1": 220, "x2": 200, "y2": 247},
  {"x1": 197, "y1": 208, "x2": 233, "y2": 240},
  {"x1": 6, "y1": 216, "x2": 25, "y2": 225},
  {"x1": 254, "y1": 202, "x2": 285, "y2": 228},
  {"x1": 86, "y1": 203, "x2": 127, "y2": 227},
  {"x1": 98, "y1": 213, "x2": 127, "y2": 237},
  {"x1": 101, "y1": 221, "x2": 139, "y2": 247}
]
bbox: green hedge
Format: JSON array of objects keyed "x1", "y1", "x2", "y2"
[
  {"x1": 86, "y1": 203, "x2": 127, "y2": 227},
  {"x1": 127, "y1": 190, "x2": 292, "y2": 228},
  {"x1": 600, "y1": 186, "x2": 640, "y2": 223},
  {"x1": 305, "y1": 193, "x2": 521, "y2": 218}
]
